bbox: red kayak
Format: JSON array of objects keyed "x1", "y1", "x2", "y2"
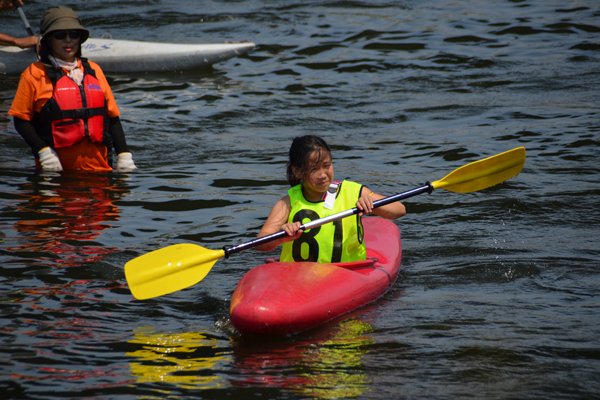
[{"x1": 229, "y1": 217, "x2": 402, "y2": 336}]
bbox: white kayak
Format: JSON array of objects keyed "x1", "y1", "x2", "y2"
[{"x1": 0, "y1": 37, "x2": 255, "y2": 74}]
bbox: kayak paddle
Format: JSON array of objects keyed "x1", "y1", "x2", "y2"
[
  {"x1": 125, "y1": 147, "x2": 525, "y2": 300},
  {"x1": 16, "y1": 5, "x2": 35, "y2": 37}
]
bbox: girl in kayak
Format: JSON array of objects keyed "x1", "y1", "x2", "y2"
[
  {"x1": 256, "y1": 135, "x2": 405, "y2": 263},
  {"x1": 9, "y1": 6, "x2": 136, "y2": 172}
]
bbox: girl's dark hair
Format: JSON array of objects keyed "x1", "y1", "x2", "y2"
[
  {"x1": 38, "y1": 35, "x2": 83, "y2": 64},
  {"x1": 286, "y1": 135, "x2": 332, "y2": 187}
]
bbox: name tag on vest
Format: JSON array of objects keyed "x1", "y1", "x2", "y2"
[{"x1": 323, "y1": 182, "x2": 340, "y2": 210}]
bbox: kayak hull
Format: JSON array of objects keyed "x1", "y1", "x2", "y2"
[
  {"x1": 1, "y1": 38, "x2": 255, "y2": 74},
  {"x1": 230, "y1": 217, "x2": 402, "y2": 336}
]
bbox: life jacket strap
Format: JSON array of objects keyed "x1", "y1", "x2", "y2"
[{"x1": 53, "y1": 107, "x2": 106, "y2": 121}]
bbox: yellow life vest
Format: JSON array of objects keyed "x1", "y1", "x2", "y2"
[{"x1": 280, "y1": 180, "x2": 366, "y2": 263}]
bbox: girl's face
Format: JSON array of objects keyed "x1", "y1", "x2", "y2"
[
  {"x1": 50, "y1": 30, "x2": 81, "y2": 62},
  {"x1": 295, "y1": 149, "x2": 334, "y2": 201}
]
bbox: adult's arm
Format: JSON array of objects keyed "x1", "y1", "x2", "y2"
[
  {"x1": 0, "y1": 0, "x2": 21, "y2": 13},
  {"x1": 13, "y1": 117, "x2": 47, "y2": 155},
  {"x1": 0, "y1": 32, "x2": 37, "y2": 48},
  {"x1": 0, "y1": 1, "x2": 37, "y2": 48},
  {"x1": 15, "y1": 115, "x2": 130, "y2": 154},
  {"x1": 108, "y1": 116, "x2": 130, "y2": 154}
]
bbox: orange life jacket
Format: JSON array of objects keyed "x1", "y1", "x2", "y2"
[{"x1": 34, "y1": 58, "x2": 109, "y2": 149}]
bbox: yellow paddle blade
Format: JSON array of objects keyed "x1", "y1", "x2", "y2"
[
  {"x1": 125, "y1": 244, "x2": 225, "y2": 300},
  {"x1": 432, "y1": 147, "x2": 526, "y2": 193}
]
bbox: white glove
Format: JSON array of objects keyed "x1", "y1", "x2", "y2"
[
  {"x1": 37, "y1": 147, "x2": 63, "y2": 171},
  {"x1": 116, "y1": 152, "x2": 137, "y2": 171}
]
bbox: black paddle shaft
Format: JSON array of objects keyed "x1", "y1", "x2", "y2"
[
  {"x1": 17, "y1": 6, "x2": 35, "y2": 36},
  {"x1": 223, "y1": 182, "x2": 433, "y2": 258}
]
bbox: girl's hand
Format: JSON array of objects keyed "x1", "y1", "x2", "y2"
[
  {"x1": 356, "y1": 191, "x2": 375, "y2": 216},
  {"x1": 281, "y1": 221, "x2": 303, "y2": 243},
  {"x1": 359, "y1": 186, "x2": 406, "y2": 220}
]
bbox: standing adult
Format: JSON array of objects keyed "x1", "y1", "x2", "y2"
[
  {"x1": 9, "y1": 6, "x2": 137, "y2": 172},
  {"x1": 0, "y1": 0, "x2": 37, "y2": 48}
]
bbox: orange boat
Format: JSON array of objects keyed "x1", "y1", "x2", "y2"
[{"x1": 229, "y1": 217, "x2": 402, "y2": 336}]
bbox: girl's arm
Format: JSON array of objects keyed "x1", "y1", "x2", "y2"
[
  {"x1": 356, "y1": 186, "x2": 406, "y2": 219},
  {"x1": 255, "y1": 195, "x2": 302, "y2": 252}
]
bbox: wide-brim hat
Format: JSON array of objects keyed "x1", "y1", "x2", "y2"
[{"x1": 39, "y1": 6, "x2": 89, "y2": 44}]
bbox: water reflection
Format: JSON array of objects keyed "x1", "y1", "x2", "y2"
[
  {"x1": 126, "y1": 328, "x2": 229, "y2": 389},
  {"x1": 7, "y1": 173, "x2": 128, "y2": 268},
  {"x1": 124, "y1": 318, "x2": 376, "y2": 398},
  {"x1": 232, "y1": 318, "x2": 375, "y2": 399}
]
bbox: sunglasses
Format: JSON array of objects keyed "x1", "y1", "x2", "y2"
[{"x1": 52, "y1": 30, "x2": 82, "y2": 40}]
